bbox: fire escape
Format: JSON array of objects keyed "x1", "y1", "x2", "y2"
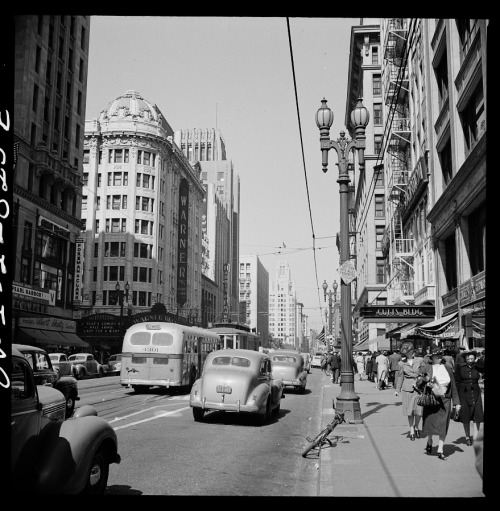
[{"x1": 381, "y1": 18, "x2": 414, "y2": 305}]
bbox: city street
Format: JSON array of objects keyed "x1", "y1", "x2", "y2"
[{"x1": 75, "y1": 369, "x2": 485, "y2": 497}]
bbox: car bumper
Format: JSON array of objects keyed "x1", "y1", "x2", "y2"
[
  {"x1": 282, "y1": 379, "x2": 305, "y2": 387},
  {"x1": 120, "y1": 378, "x2": 182, "y2": 387},
  {"x1": 191, "y1": 399, "x2": 260, "y2": 414}
]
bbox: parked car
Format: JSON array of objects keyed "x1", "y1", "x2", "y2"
[
  {"x1": 270, "y1": 350, "x2": 308, "y2": 393},
  {"x1": 68, "y1": 353, "x2": 105, "y2": 379},
  {"x1": 311, "y1": 353, "x2": 323, "y2": 369},
  {"x1": 301, "y1": 352, "x2": 312, "y2": 373},
  {"x1": 104, "y1": 354, "x2": 122, "y2": 375},
  {"x1": 49, "y1": 352, "x2": 76, "y2": 377},
  {"x1": 11, "y1": 346, "x2": 121, "y2": 494},
  {"x1": 190, "y1": 349, "x2": 284, "y2": 424},
  {"x1": 14, "y1": 344, "x2": 79, "y2": 418}
]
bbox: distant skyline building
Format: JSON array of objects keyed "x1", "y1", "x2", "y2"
[
  {"x1": 12, "y1": 15, "x2": 91, "y2": 348},
  {"x1": 175, "y1": 128, "x2": 240, "y2": 323},
  {"x1": 269, "y1": 260, "x2": 297, "y2": 348},
  {"x1": 239, "y1": 255, "x2": 269, "y2": 344}
]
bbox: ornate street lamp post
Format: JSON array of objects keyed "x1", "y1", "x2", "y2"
[{"x1": 316, "y1": 97, "x2": 369, "y2": 423}]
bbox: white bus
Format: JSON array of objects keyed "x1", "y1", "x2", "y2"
[{"x1": 120, "y1": 322, "x2": 221, "y2": 392}]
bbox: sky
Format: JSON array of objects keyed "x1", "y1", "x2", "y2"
[{"x1": 85, "y1": 16, "x2": 362, "y2": 333}]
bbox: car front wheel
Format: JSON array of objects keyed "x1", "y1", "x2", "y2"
[
  {"x1": 82, "y1": 448, "x2": 109, "y2": 495},
  {"x1": 193, "y1": 407, "x2": 205, "y2": 422},
  {"x1": 65, "y1": 394, "x2": 76, "y2": 418}
]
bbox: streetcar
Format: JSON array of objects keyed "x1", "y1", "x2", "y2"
[
  {"x1": 208, "y1": 322, "x2": 262, "y2": 351},
  {"x1": 120, "y1": 322, "x2": 221, "y2": 392}
]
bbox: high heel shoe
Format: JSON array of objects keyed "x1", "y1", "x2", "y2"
[
  {"x1": 410, "y1": 434, "x2": 415, "y2": 441},
  {"x1": 425, "y1": 443, "x2": 432, "y2": 454},
  {"x1": 437, "y1": 453, "x2": 447, "y2": 461},
  {"x1": 415, "y1": 429, "x2": 421, "y2": 439},
  {"x1": 466, "y1": 437, "x2": 472, "y2": 446}
]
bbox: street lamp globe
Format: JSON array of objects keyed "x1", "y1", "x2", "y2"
[
  {"x1": 125, "y1": 281, "x2": 130, "y2": 293},
  {"x1": 350, "y1": 97, "x2": 370, "y2": 128},
  {"x1": 333, "y1": 280, "x2": 338, "y2": 293},
  {"x1": 316, "y1": 98, "x2": 334, "y2": 130},
  {"x1": 115, "y1": 281, "x2": 120, "y2": 292}
]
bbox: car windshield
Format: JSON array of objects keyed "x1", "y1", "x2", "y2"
[
  {"x1": 69, "y1": 355, "x2": 86, "y2": 361},
  {"x1": 272, "y1": 356, "x2": 297, "y2": 363},
  {"x1": 49, "y1": 354, "x2": 58, "y2": 361},
  {"x1": 211, "y1": 356, "x2": 251, "y2": 367}
]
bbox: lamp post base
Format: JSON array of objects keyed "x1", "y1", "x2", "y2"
[{"x1": 335, "y1": 371, "x2": 363, "y2": 423}]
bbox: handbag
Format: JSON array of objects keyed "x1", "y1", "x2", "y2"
[
  {"x1": 452, "y1": 407, "x2": 461, "y2": 422},
  {"x1": 416, "y1": 385, "x2": 438, "y2": 407}
]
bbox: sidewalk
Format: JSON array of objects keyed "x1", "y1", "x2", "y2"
[{"x1": 316, "y1": 373, "x2": 485, "y2": 498}]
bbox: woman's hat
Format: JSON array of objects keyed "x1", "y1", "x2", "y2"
[
  {"x1": 429, "y1": 346, "x2": 443, "y2": 356},
  {"x1": 465, "y1": 350, "x2": 477, "y2": 358}
]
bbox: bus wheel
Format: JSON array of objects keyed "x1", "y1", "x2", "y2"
[
  {"x1": 133, "y1": 385, "x2": 147, "y2": 393},
  {"x1": 193, "y1": 407, "x2": 205, "y2": 422}
]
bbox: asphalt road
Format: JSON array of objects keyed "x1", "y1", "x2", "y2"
[{"x1": 75, "y1": 370, "x2": 330, "y2": 495}]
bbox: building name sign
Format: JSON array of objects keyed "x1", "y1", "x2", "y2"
[
  {"x1": 74, "y1": 238, "x2": 84, "y2": 304},
  {"x1": 13, "y1": 281, "x2": 55, "y2": 306},
  {"x1": 18, "y1": 316, "x2": 76, "y2": 333},
  {"x1": 360, "y1": 305, "x2": 435, "y2": 323},
  {"x1": 176, "y1": 179, "x2": 189, "y2": 306}
]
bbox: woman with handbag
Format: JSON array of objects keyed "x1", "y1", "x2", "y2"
[
  {"x1": 394, "y1": 347, "x2": 424, "y2": 440},
  {"x1": 454, "y1": 350, "x2": 484, "y2": 446},
  {"x1": 418, "y1": 346, "x2": 460, "y2": 460}
]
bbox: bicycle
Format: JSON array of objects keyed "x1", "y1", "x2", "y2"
[{"x1": 301, "y1": 410, "x2": 350, "y2": 457}]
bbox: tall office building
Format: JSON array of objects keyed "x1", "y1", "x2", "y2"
[
  {"x1": 12, "y1": 15, "x2": 91, "y2": 347},
  {"x1": 79, "y1": 90, "x2": 205, "y2": 350},
  {"x1": 175, "y1": 128, "x2": 240, "y2": 323},
  {"x1": 269, "y1": 261, "x2": 297, "y2": 348},
  {"x1": 239, "y1": 255, "x2": 269, "y2": 345}
]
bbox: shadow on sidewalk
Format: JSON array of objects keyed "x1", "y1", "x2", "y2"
[{"x1": 361, "y1": 402, "x2": 401, "y2": 420}]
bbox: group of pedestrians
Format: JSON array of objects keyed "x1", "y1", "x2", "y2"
[
  {"x1": 320, "y1": 350, "x2": 342, "y2": 383},
  {"x1": 394, "y1": 345, "x2": 484, "y2": 463}
]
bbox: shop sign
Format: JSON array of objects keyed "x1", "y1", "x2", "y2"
[
  {"x1": 360, "y1": 305, "x2": 435, "y2": 323},
  {"x1": 176, "y1": 179, "x2": 189, "y2": 306},
  {"x1": 77, "y1": 313, "x2": 120, "y2": 336},
  {"x1": 74, "y1": 238, "x2": 84, "y2": 304},
  {"x1": 18, "y1": 316, "x2": 76, "y2": 333},
  {"x1": 13, "y1": 281, "x2": 55, "y2": 306}
]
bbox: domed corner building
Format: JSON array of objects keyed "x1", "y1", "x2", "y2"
[{"x1": 79, "y1": 90, "x2": 205, "y2": 353}]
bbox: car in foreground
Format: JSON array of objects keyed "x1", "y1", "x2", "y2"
[
  {"x1": 11, "y1": 346, "x2": 121, "y2": 494},
  {"x1": 311, "y1": 353, "x2": 323, "y2": 369},
  {"x1": 270, "y1": 350, "x2": 307, "y2": 393},
  {"x1": 14, "y1": 343, "x2": 79, "y2": 418},
  {"x1": 68, "y1": 353, "x2": 105, "y2": 379},
  {"x1": 190, "y1": 349, "x2": 284, "y2": 424},
  {"x1": 49, "y1": 352, "x2": 76, "y2": 377},
  {"x1": 104, "y1": 354, "x2": 122, "y2": 375}
]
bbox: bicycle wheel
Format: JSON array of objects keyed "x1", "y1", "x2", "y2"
[{"x1": 301, "y1": 426, "x2": 331, "y2": 457}]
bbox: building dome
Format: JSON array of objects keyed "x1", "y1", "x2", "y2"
[{"x1": 98, "y1": 89, "x2": 174, "y2": 136}]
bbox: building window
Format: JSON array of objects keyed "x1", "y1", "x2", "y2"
[
  {"x1": 22, "y1": 221, "x2": 33, "y2": 252},
  {"x1": 373, "y1": 103, "x2": 383, "y2": 125},
  {"x1": 374, "y1": 134, "x2": 383, "y2": 155},
  {"x1": 457, "y1": 19, "x2": 479, "y2": 63},
  {"x1": 93, "y1": 267, "x2": 97, "y2": 281},
  {"x1": 375, "y1": 195, "x2": 385, "y2": 217},
  {"x1": 434, "y1": 52, "x2": 449, "y2": 110},
  {"x1": 468, "y1": 203, "x2": 486, "y2": 275},
  {"x1": 373, "y1": 74, "x2": 381, "y2": 96},
  {"x1": 372, "y1": 46, "x2": 379, "y2": 65},
  {"x1": 376, "y1": 225, "x2": 384, "y2": 251},
  {"x1": 461, "y1": 80, "x2": 485, "y2": 153},
  {"x1": 32, "y1": 84, "x2": 39, "y2": 112},
  {"x1": 444, "y1": 233, "x2": 457, "y2": 290},
  {"x1": 35, "y1": 46, "x2": 41, "y2": 73},
  {"x1": 80, "y1": 25, "x2": 86, "y2": 49},
  {"x1": 83, "y1": 149, "x2": 89, "y2": 164},
  {"x1": 438, "y1": 140, "x2": 453, "y2": 187},
  {"x1": 82, "y1": 195, "x2": 87, "y2": 210},
  {"x1": 79, "y1": 57, "x2": 84, "y2": 82},
  {"x1": 94, "y1": 242, "x2": 99, "y2": 257},
  {"x1": 376, "y1": 258, "x2": 386, "y2": 284},
  {"x1": 374, "y1": 167, "x2": 384, "y2": 187}
]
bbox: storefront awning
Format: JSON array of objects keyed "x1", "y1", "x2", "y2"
[
  {"x1": 60, "y1": 332, "x2": 90, "y2": 348},
  {"x1": 19, "y1": 328, "x2": 89, "y2": 348},
  {"x1": 19, "y1": 328, "x2": 54, "y2": 345},
  {"x1": 416, "y1": 312, "x2": 459, "y2": 338}
]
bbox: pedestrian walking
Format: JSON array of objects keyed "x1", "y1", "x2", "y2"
[
  {"x1": 371, "y1": 352, "x2": 378, "y2": 384},
  {"x1": 376, "y1": 351, "x2": 389, "y2": 390},
  {"x1": 442, "y1": 349, "x2": 455, "y2": 370},
  {"x1": 365, "y1": 352, "x2": 373, "y2": 381},
  {"x1": 388, "y1": 349, "x2": 402, "y2": 387},
  {"x1": 454, "y1": 350, "x2": 484, "y2": 446},
  {"x1": 330, "y1": 350, "x2": 341, "y2": 383},
  {"x1": 395, "y1": 347, "x2": 424, "y2": 440},
  {"x1": 354, "y1": 352, "x2": 365, "y2": 380},
  {"x1": 321, "y1": 353, "x2": 329, "y2": 375},
  {"x1": 419, "y1": 346, "x2": 461, "y2": 460}
]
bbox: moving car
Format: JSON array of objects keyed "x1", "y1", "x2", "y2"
[
  {"x1": 68, "y1": 353, "x2": 105, "y2": 379},
  {"x1": 49, "y1": 352, "x2": 76, "y2": 377},
  {"x1": 301, "y1": 352, "x2": 312, "y2": 373},
  {"x1": 104, "y1": 354, "x2": 122, "y2": 375},
  {"x1": 270, "y1": 350, "x2": 308, "y2": 393},
  {"x1": 11, "y1": 346, "x2": 121, "y2": 494},
  {"x1": 311, "y1": 353, "x2": 323, "y2": 369},
  {"x1": 14, "y1": 344, "x2": 79, "y2": 418},
  {"x1": 190, "y1": 349, "x2": 284, "y2": 424}
]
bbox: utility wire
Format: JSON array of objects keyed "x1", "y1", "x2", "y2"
[{"x1": 286, "y1": 17, "x2": 327, "y2": 328}]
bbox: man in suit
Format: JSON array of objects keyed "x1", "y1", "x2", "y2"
[
  {"x1": 330, "y1": 351, "x2": 341, "y2": 383},
  {"x1": 388, "y1": 350, "x2": 402, "y2": 387}
]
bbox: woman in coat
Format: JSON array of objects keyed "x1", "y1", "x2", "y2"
[
  {"x1": 454, "y1": 350, "x2": 484, "y2": 446},
  {"x1": 365, "y1": 352, "x2": 373, "y2": 382},
  {"x1": 394, "y1": 348, "x2": 424, "y2": 440},
  {"x1": 419, "y1": 346, "x2": 461, "y2": 460}
]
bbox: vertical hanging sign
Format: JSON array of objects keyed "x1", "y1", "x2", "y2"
[
  {"x1": 177, "y1": 179, "x2": 189, "y2": 306},
  {"x1": 74, "y1": 238, "x2": 85, "y2": 305},
  {"x1": 222, "y1": 262, "x2": 229, "y2": 321}
]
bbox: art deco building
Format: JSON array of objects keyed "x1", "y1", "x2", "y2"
[
  {"x1": 175, "y1": 128, "x2": 240, "y2": 323},
  {"x1": 269, "y1": 261, "x2": 297, "y2": 348},
  {"x1": 239, "y1": 255, "x2": 269, "y2": 344},
  {"x1": 80, "y1": 90, "x2": 205, "y2": 342},
  {"x1": 12, "y1": 15, "x2": 91, "y2": 347}
]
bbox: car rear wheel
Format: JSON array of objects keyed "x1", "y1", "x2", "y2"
[
  {"x1": 76, "y1": 368, "x2": 86, "y2": 380},
  {"x1": 82, "y1": 448, "x2": 109, "y2": 495},
  {"x1": 193, "y1": 407, "x2": 205, "y2": 422},
  {"x1": 65, "y1": 394, "x2": 76, "y2": 418}
]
